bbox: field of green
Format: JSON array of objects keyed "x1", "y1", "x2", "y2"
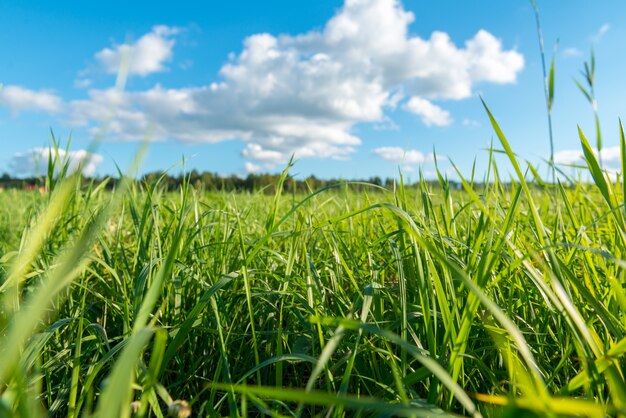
[{"x1": 1, "y1": 104, "x2": 626, "y2": 417}]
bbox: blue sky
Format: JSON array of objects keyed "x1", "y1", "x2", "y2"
[{"x1": 1, "y1": 0, "x2": 624, "y2": 180}]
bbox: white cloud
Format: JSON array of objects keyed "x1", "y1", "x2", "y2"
[
  {"x1": 554, "y1": 146, "x2": 620, "y2": 165},
  {"x1": 0, "y1": 85, "x2": 62, "y2": 114},
  {"x1": 372, "y1": 146, "x2": 432, "y2": 164},
  {"x1": 244, "y1": 162, "x2": 263, "y2": 174},
  {"x1": 372, "y1": 116, "x2": 400, "y2": 131},
  {"x1": 591, "y1": 23, "x2": 610, "y2": 43},
  {"x1": 601, "y1": 147, "x2": 621, "y2": 162},
  {"x1": 462, "y1": 118, "x2": 480, "y2": 127},
  {"x1": 8, "y1": 148, "x2": 104, "y2": 177},
  {"x1": 242, "y1": 143, "x2": 284, "y2": 164},
  {"x1": 74, "y1": 79, "x2": 92, "y2": 89},
  {"x1": 179, "y1": 59, "x2": 194, "y2": 70},
  {"x1": 554, "y1": 149, "x2": 584, "y2": 165},
  {"x1": 404, "y1": 96, "x2": 452, "y2": 126},
  {"x1": 465, "y1": 30, "x2": 525, "y2": 84},
  {"x1": 562, "y1": 47, "x2": 582, "y2": 58},
  {"x1": 95, "y1": 25, "x2": 179, "y2": 76},
  {"x1": 69, "y1": 0, "x2": 523, "y2": 168}
]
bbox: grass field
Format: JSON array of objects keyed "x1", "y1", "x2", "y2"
[{"x1": 1, "y1": 105, "x2": 626, "y2": 417}]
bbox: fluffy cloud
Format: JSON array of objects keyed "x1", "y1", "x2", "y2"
[
  {"x1": 554, "y1": 146, "x2": 620, "y2": 165},
  {"x1": 244, "y1": 162, "x2": 263, "y2": 174},
  {"x1": 0, "y1": 85, "x2": 63, "y2": 114},
  {"x1": 95, "y1": 25, "x2": 179, "y2": 76},
  {"x1": 68, "y1": 0, "x2": 523, "y2": 168},
  {"x1": 8, "y1": 148, "x2": 104, "y2": 177},
  {"x1": 372, "y1": 146, "x2": 432, "y2": 164},
  {"x1": 554, "y1": 150, "x2": 584, "y2": 165},
  {"x1": 404, "y1": 97, "x2": 452, "y2": 126},
  {"x1": 242, "y1": 143, "x2": 284, "y2": 164},
  {"x1": 465, "y1": 30, "x2": 524, "y2": 84}
]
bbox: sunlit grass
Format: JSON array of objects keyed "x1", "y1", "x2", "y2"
[
  {"x1": 1, "y1": 112, "x2": 626, "y2": 417},
  {"x1": 2, "y1": 10, "x2": 626, "y2": 415}
]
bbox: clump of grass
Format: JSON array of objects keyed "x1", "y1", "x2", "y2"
[
  {"x1": 531, "y1": 0, "x2": 557, "y2": 180},
  {"x1": 576, "y1": 49, "x2": 604, "y2": 168}
]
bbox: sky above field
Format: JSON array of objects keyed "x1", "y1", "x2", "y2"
[{"x1": 1, "y1": 0, "x2": 625, "y2": 180}]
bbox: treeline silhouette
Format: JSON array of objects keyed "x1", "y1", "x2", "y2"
[{"x1": 0, "y1": 170, "x2": 462, "y2": 193}]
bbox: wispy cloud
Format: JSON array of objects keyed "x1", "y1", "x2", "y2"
[
  {"x1": 562, "y1": 47, "x2": 582, "y2": 58},
  {"x1": 462, "y1": 118, "x2": 480, "y2": 127},
  {"x1": 0, "y1": 85, "x2": 63, "y2": 114},
  {"x1": 591, "y1": 23, "x2": 610, "y2": 43},
  {"x1": 372, "y1": 146, "x2": 433, "y2": 164},
  {"x1": 372, "y1": 116, "x2": 400, "y2": 131},
  {"x1": 8, "y1": 148, "x2": 103, "y2": 177},
  {"x1": 74, "y1": 78, "x2": 93, "y2": 89}
]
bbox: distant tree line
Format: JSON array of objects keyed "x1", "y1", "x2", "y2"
[
  {"x1": 139, "y1": 170, "x2": 415, "y2": 193},
  {"x1": 0, "y1": 170, "x2": 464, "y2": 193}
]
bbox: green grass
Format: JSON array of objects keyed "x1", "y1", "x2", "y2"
[
  {"x1": 1, "y1": 114, "x2": 626, "y2": 417},
  {"x1": 1, "y1": 29, "x2": 626, "y2": 414}
]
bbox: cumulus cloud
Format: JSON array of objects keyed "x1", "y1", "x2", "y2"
[
  {"x1": 242, "y1": 143, "x2": 284, "y2": 164},
  {"x1": 554, "y1": 146, "x2": 620, "y2": 165},
  {"x1": 372, "y1": 146, "x2": 432, "y2": 164},
  {"x1": 68, "y1": 0, "x2": 523, "y2": 168},
  {"x1": 554, "y1": 150, "x2": 584, "y2": 165},
  {"x1": 244, "y1": 162, "x2": 263, "y2": 174},
  {"x1": 465, "y1": 30, "x2": 524, "y2": 84},
  {"x1": 0, "y1": 85, "x2": 63, "y2": 114},
  {"x1": 404, "y1": 96, "x2": 452, "y2": 126},
  {"x1": 95, "y1": 25, "x2": 179, "y2": 76},
  {"x1": 8, "y1": 148, "x2": 104, "y2": 177},
  {"x1": 601, "y1": 147, "x2": 621, "y2": 162}
]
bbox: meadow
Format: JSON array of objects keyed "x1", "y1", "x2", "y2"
[{"x1": 1, "y1": 101, "x2": 626, "y2": 417}]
